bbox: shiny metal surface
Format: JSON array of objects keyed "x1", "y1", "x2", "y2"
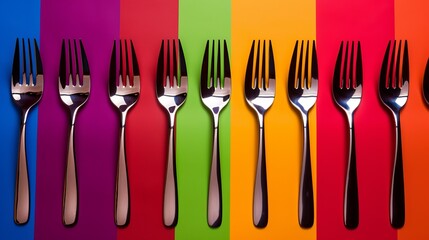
[
  {"x1": 109, "y1": 40, "x2": 140, "y2": 227},
  {"x1": 156, "y1": 39, "x2": 188, "y2": 228},
  {"x1": 244, "y1": 40, "x2": 275, "y2": 228},
  {"x1": 379, "y1": 40, "x2": 409, "y2": 229},
  {"x1": 58, "y1": 39, "x2": 90, "y2": 226},
  {"x1": 11, "y1": 38, "x2": 43, "y2": 225},
  {"x1": 200, "y1": 40, "x2": 231, "y2": 228},
  {"x1": 287, "y1": 40, "x2": 317, "y2": 229},
  {"x1": 332, "y1": 41, "x2": 362, "y2": 229}
]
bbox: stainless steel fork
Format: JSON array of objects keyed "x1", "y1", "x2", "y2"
[
  {"x1": 244, "y1": 40, "x2": 275, "y2": 228},
  {"x1": 332, "y1": 41, "x2": 362, "y2": 229},
  {"x1": 379, "y1": 40, "x2": 408, "y2": 229},
  {"x1": 11, "y1": 38, "x2": 43, "y2": 225},
  {"x1": 109, "y1": 40, "x2": 140, "y2": 227},
  {"x1": 200, "y1": 40, "x2": 231, "y2": 228},
  {"x1": 156, "y1": 39, "x2": 188, "y2": 228},
  {"x1": 287, "y1": 40, "x2": 317, "y2": 229},
  {"x1": 59, "y1": 39, "x2": 91, "y2": 226}
]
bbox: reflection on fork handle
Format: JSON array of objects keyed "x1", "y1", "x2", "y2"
[
  {"x1": 390, "y1": 112, "x2": 405, "y2": 229},
  {"x1": 299, "y1": 117, "x2": 314, "y2": 228},
  {"x1": 63, "y1": 124, "x2": 78, "y2": 226},
  {"x1": 115, "y1": 113, "x2": 130, "y2": 227},
  {"x1": 253, "y1": 124, "x2": 268, "y2": 228},
  {"x1": 344, "y1": 118, "x2": 359, "y2": 229},
  {"x1": 208, "y1": 126, "x2": 222, "y2": 228},
  {"x1": 163, "y1": 126, "x2": 178, "y2": 228},
  {"x1": 14, "y1": 110, "x2": 30, "y2": 225}
]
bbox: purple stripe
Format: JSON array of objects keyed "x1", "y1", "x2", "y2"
[{"x1": 36, "y1": 0, "x2": 119, "y2": 239}]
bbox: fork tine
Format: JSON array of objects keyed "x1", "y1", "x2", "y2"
[
  {"x1": 268, "y1": 40, "x2": 275, "y2": 89},
  {"x1": 388, "y1": 40, "x2": 396, "y2": 89},
  {"x1": 333, "y1": 41, "x2": 344, "y2": 89},
  {"x1": 216, "y1": 40, "x2": 221, "y2": 88},
  {"x1": 223, "y1": 40, "x2": 231, "y2": 89},
  {"x1": 288, "y1": 40, "x2": 299, "y2": 91},
  {"x1": 178, "y1": 39, "x2": 187, "y2": 87},
  {"x1": 22, "y1": 39, "x2": 28, "y2": 85},
  {"x1": 343, "y1": 41, "x2": 349, "y2": 89},
  {"x1": 380, "y1": 41, "x2": 391, "y2": 90},
  {"x1": 402, "y1": 40, "x2": 409, "y2": 86},
  {"x1": 210, "y1": 40, "x2": 215, "y2": 88},
  {"x1": 297, "y1": 40, "x2": 304, "y2": 89},
  {"x1": 109, "y1": 40, "x2": 117, "y2": 94},
  {"x1": 130, "y1": 40, "x2": 140, "y2": 79},
  {"x1": 68, "y1": 40, "x2": 74, "y2": 86},
  {"x1": 254, "y1": 41, "x2": 261, "y2": 90},
  {"x1": 166, "y1": 40, "x2": 171, "y2": 88},
  {"x1": 119, "y1": 40, "x2": 124, "y2": 87},
  {"x1": 311, "y1": 40, "x2": 318, "y2": 88},
  {"x1": 304, "y1": 40, "x2": 310, "y2": 89},
  {"x1": 261, "y1": 40, "x2": 266, "y2": 90},
  {"x1": 60, "y1": 40, "x2": 67, "y2": 89},
  {"x1": 245, "y1": 41, "x2": 256, "y2": 92},
  {"x1": 201, "y1": 40, "x2": 210, "y2": 91},
  {"x1": 173, "y1": 40, "x2": 178, "y2": 87},
  {"x1": 395, "y1": 41, "x2": 402, "y2": 88},
  {"x1": 34, "y1": 39, "x2": 43, "y2": 77},
  {"x1": 74, "y1": 40, "x2": 81, "y2": 86},
  {"x1": 79, "y1": 40, "x2": 90, "y2": 86},
  {"x1": 27, "y1": 39, "x2": 34, "y2": 85},
  {"x1": 356, "y1": 42, "x2": 363, "y2": 87},
  {"x1": 157, "y1": 40, "x2": 165, "y2": 93},
  {"x1": 12, "y1": 39, "x2": 20, "y2": 86},
  {"x1": 125, "y1": 40, "x2": 131, "y2": 86},
  {"x1": 349, "y1": 41, "x2": 355, "y2": 89}
]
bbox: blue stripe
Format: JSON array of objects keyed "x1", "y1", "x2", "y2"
[{"x1": 0, "y1": 1, "x2": 40, "y2": 239}]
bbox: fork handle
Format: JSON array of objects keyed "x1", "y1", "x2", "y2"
[
  {"x1": 115, "y1": 121, "x2": 130, "y2": 227},
  {"x1": 299, "y1": 122, "x2": 314, "y2": 228},
  {"x1": 344, "y1": 122, "x2": 359, "y2": 229},
  {"x1": 253, "y1": 126, "x2": 268, "y2": 228},
  {"x1": 391, "y1": 115, "x2": 405, "y2": 228},
  {"x1": 63, "y1": 124, "x2": 78, "y2": 226},
  {"x1": 14, "y1": 118, "x2": 30, "y2": 225},
  {"x1": 208, "y1": 127, "x2": 222, "y2": 228},
  {"x1": 163, "y1": 126, "x2": 178, "y2": 227}
]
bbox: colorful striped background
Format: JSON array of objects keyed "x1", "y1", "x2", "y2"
[{"x1": 0, "y1": 0, "x2": 428, "y2": 239}]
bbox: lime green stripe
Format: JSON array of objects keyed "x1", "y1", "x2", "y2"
[{"x1": 177, "y1": 0, "x2": 230, "y2": 239}]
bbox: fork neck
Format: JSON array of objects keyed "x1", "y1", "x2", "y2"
[
  {"x1": 21, "y1": 108, "x2": 30, "y2": 125},
  {"x1": 345, "y1": 112, "x2": 355, "y2": 129},
  {"x1": 212, "y1": 112, "x2": 220, "y2": 129}
]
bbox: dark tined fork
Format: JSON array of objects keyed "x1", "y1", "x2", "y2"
[
  {"x1": 59, "y1": 39, "x2": 90, "y2": 226},
  {"x1": 332, "y1": 41, "x2": 362, "y2": 229},
  {"x1": 200, "y1": 40, "x2": 231, "y2": 228},
  {"x1": 287, "y1": 40, "x2": 318, "y2": 228},
  {"x1": 244, "y1": 40, "x2": 275, "y2": 228},
  {"x1": 109, "y1": 40, "x2": 140, "y2": 227},
  {"x1": 11, "y1": 38, "x2": 43, "y2": 225},
  {"x1": 379, "y1": 40, "x2": 409, "y2": 229},
  {"x1": 156, "y1": 39, "x2": 188, "y2": 228}
]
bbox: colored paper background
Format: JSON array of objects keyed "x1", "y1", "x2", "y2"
[
  {"x1": 0, "y1": 0, "x2": 40, "y2": 239},
  {"x1": 0, "y1": 0, "x2": 427, "y2": 239}
]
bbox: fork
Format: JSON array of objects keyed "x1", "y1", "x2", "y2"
[
  {"x1": 379, "y1": 40, "x2": 408, "y2": 229},
  {"x1": 245, "y1": 40, "x2": 275, "y2": 228},
  {"x1": 59, "y1": 39, "x2": 91, "y2": 226},
  {"x1": 332, "y1": 41, "x2": 362, "y2": 229},
  {"x1": 11, "y1": 38, "x2": 43, "y2": 225},
  {"x1": 200, "y1": 40, "x2": 231, "y2": 228},
  {"x1": 423, "y1": 58, "x2": 429, "y2": 104},
  {"x1": 156, "y1": 39, "x2": 188, "y2": 228},
  {"x1": 287, "y1": 40, "x2": 317, "y2": 228},
  {"x1": 109, "y1": 40, "x2": 140, "y2": 227}
]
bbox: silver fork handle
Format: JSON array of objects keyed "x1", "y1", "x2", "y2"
[
  {"x1": 115, "y1": 115, "x2": 130, "y2": 227},
  {"x1": 344, "y1": 117, "x2": 359, "y2": 229},
  {"x1": 14, "y1": 113, "x2": 30, "y2": 225},
  {"x1": 208, "y1": 126, "x2": 222, "y2": 228},
  {"x1": 298, "y1": 119, "x2": 314, "y2": 228},
  {"x1": 390, "y1": 112, "x2": 405, "y2": 228},
  {"x1": 163, "y1": 126, "x2": 178, "y2": 227},
  {"x1": 253, "y1": 124, "x2": 268, "y2": 228},
  {"x1": 63, "y1": 123, "x2": 78, "y2": 226}
]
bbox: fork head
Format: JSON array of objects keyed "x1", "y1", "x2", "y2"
[
  {"x1": 109, "y1": 39, "x2": 140, "y2": 113},
  {"x1": 379, "y1": 40, "x2": 409, "y2": 112},
  {"x1": 156, "y1": 39, "x2": 188, "y2": 114},
  {"x1": 11, "y1": 38, "x2": 44, "y2": 111},
  {"x1": 201, "y1": 40, "x2": 231, "y2": 115},
  {"x1": 332, "y1": 41, "x2": 363, "y2": 114},
  {"x1": 288, "y1": 40, "x2": 318, "y2": 113},
  {"x1": 59, "y1": 39, "x2": 90, "y2": 113},
  {"x1": 244, "y1": 40, "x2": 276, "y2": 116}
]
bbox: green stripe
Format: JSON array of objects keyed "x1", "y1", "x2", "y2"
[{"x1": 177, "y1": 0, "x2": 230, "y2": 239}]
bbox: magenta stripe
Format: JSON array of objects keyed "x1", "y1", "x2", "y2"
[{"x1": 35, "y1": 0, "x2": 119, "y2": 239}]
